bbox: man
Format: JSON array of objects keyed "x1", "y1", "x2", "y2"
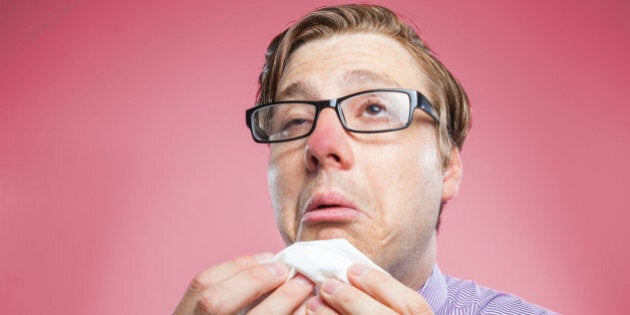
[{"x1": 175, "y1": 4, "x2": 553, "y2": 314}]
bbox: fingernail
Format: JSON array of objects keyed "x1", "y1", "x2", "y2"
[
  {"x1": 293, "y1": 274, "x2": 314, "y2": 287},
  {"x1": 254, "y1": 252, "x2": 274, "y2": 263},
  {"x1": 348, "y1": 263, "x2": 369, "y2": 277},
  {"x1": 322, "y1": 278, "x2": 342, "y2": 295},
  {"x1": 265, "y1": 262, "x2": 288, "y2": 277},
  {"x1": 306, "y1": 296, "x2": 324, "y2": 312}
]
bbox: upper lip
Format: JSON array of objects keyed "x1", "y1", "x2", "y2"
[{"x1": 304, "y1": 191, "x2": 358, "y2": 213}]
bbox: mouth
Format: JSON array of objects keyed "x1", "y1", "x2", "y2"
[{"x1": 302, "y1": 191, "x2": 362, "y2": 224}]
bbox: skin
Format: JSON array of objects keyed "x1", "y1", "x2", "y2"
[
  {"x1": 174, "y1": 32, "x2": 462, "y2": 315},
  {"x1": 269, "y1": 32, "x2": 462, "y2": 290}
]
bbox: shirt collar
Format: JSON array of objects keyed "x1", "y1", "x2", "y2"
[{"x1": 418, "y1": 264, "x2": 447, "y2": 312}]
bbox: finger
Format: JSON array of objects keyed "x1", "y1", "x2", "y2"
[
  {"x1": 319, "y1": 278, "x2": 396, "y2": 315},
  {"x1": 174, "y1": 253, "x2": 274, "y2": 314},
  {"x1": 291, "y1": 288, "x2": 316, "y2": 315},
  {"x1": 194, "y1": 253, "x2": 274, "y2": 293},
  {"x1": 347, "y1": 264, "x2": 433, "y2": 314},
  {"x1": 291, "y1": 301, "x2": 308, "y2": 315},
  {"x1": 194, "y1": 262, "x2": 289, "y2": 314},
  {"x1": 248, "y1": 274, "x2": 315, "y2": 315},
  {"x1": 305, "y1": 296, "x2": 339, "y2": 315}
]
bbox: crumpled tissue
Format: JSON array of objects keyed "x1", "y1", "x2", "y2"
[{"x1": 266, "y1": 238, "x2": 387, "y2": 285}]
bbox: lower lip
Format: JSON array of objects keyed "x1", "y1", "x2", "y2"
[{"x1": 301, "y1": 207, "x2": 360, "y2": 223}]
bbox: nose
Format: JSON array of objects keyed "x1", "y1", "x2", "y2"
[{"x1": 304, "y1": 108, "x2": 355, "y2": 171}]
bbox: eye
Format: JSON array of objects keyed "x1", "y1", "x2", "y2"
[
  {"x1": 340, "y1": 91, "x2": 409, "y2": 131},
  {"x1": 268, "y1": 104, "x2": 315, "y2": 134},
  {"x1": 359, "y1": 101, "x2": 389, "y2": 118},
  {"x1": 364, "y1": 103, "x2": 386, "y2": 116},
  {"x1": 282, "y1": 118, "x2": 309, "y2": 130},
  {"x1": 275, "y1": 115, "x2": 313, "y2": 139}
]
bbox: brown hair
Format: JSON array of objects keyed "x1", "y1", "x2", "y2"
[{"x1": 257, "y1": 4, "x2": 471, "y2": 165}]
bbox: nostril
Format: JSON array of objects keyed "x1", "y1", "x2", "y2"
[{"x1": 331, "y1": 154, "x2": 340, "y2": 163}]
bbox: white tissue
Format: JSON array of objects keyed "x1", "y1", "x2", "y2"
[{"x1": 268, "y1": 238, "x2": 386, "y2": 285}]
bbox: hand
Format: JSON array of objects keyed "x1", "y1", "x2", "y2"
[
  {"x1": 173, "y1": 253, "x2": 315, "y2": 315},
  {"x1": 305, "y1": 264, "x2": 434, "y2": 315}
]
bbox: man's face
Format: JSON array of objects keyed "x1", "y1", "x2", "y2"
[{"x1": 267, "y1": 32, "x2": 461, "y2": 281}]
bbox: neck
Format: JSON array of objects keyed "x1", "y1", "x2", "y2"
[{"x1": 389, "y1": 233, "x2": 437, "y2": 291}]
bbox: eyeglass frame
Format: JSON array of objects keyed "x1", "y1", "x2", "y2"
[{"x1": 245, "y1": 88, "x2": 439, "y2": 143}]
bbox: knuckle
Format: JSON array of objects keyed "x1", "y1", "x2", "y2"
[
  {"x1": 196, "y1": 290, "x2": 225, "y2": 314},
  {"x1": 278, "y1": 281, "x2": 308, "y2": 298},
  {"x1": 247, "y1": 264, "x2": 273, "y2": 281},
  {"x1": 333, "y1": 286, "x2": 354, "y2": 305},
  {"x1": 232, "y1": 255, "x2": 256, "y2": 268},
  {"x1": 189, "y1": 272, "x2": 209, "y2": 293},
  {"x1": 369, "y1": 269, "x2": 391, "y2": 284},
  {"x1": 278, "y1": 282, "x2": 300, "y2": 297}
]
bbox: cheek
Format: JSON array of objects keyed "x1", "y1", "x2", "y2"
[
  {"x1": 267, "y1": 149, "x2": 303, "y2": 242},
  {"x1": 268, "y1": 145, "x2": 299, "y2": 207},
  {"x1": 373, "y1": 138, "x2": 442, "y2": 224},
  {"x1": 375, "y1": 141, "x2": 440, "y2": 188},
  {"x1": 266, "y1": 163, "x2": 282, "y2": 216}
]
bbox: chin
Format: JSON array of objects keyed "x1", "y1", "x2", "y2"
[{"x1": 296, "y1": 224, "x2": 359, "y2": 243}]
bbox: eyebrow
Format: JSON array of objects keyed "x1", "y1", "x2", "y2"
[
  {"x1": 275, "y1": 69, "x2": 402, "y2": 101},
  {"x1": 276, "y1": 81, "x2": 317, "y2": 101},
  {"x1": 341, "y1": 69, "x2": 401, "y2": 89}
]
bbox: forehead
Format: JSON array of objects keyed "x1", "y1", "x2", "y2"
[{"x1": 277, "y1": 32, "x2": 429, "y2": 100}]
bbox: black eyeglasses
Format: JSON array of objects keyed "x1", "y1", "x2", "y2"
[{"x1": 245, "y1": 88, "x2": 438, "y2": 143}]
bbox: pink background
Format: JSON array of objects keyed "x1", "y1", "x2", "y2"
[{"x1": 1, "y1": 1, "x2": 628, "y2": 314}]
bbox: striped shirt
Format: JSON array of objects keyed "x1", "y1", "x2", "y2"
[{"x1": 419, "y1": 265, "x2": 557, "y2": 314}]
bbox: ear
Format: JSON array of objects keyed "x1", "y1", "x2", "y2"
[{"x1": 441, "y1": 147, "x2": 463, "y2": 202}]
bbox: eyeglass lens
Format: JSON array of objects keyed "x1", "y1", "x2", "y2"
[{"x1": 252, "y1": 90, "x2": 412, "y2": 142}]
